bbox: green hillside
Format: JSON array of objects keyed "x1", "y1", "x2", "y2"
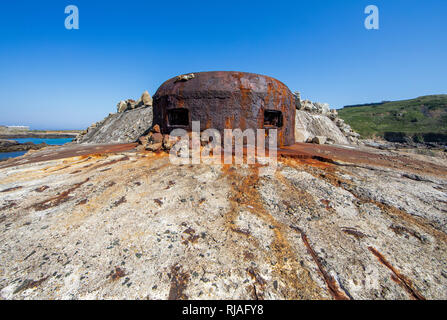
[{"x1": 338, "y1": 95, "x2": 447, "y2": 141}]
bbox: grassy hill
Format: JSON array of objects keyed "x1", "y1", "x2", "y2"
[{"x1": 338, "y1": 95, "x2": 447, "y2": 142}]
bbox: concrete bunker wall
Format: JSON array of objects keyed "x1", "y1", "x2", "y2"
[{"x1": 152, "y1": 71, "x2": 296, "y2": 147}]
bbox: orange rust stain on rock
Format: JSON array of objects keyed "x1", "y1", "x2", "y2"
[
  {"x1": 309, "y1": 162, "x2": 447, "y2": 244},
  {"x1": 247, "y1": 266, "x2": 267, "y2": 287},
  {"x1": 182, "y1": 227, "x2": 200, "y2": 245},
  {"x1": 368, "y1": 247, "x2": 425, "y2": 300},
  {"x1": 341, "y1": 227, "x2": 367, "y2": 240},
  {"x1": 320, "y1": 199, "x2": 331, "y2": 210},
  {"x1": 372, "y1": 201, "x2": 447, "y2": 244},
  {"x1": 154, "y1": 199, "x2": 163, "y2": 207},
  {"x1": 35, "y1": 185, "x2": 49, "y2": 193},
  {"x1": 13, "y1": 277, "x2": 49, "y2": 294},
  {"x1": 231, "y1": 227, "x2": 251, "y2": 237},
  {"x1": 0, "y1": 201, "x2": 17, "y2": 212},
  {"x1": 88, "y1": 156, "x2": 130, "y2": 171},
  {"x1": 108, "y1": 267, "x2": 126, "y2": 281},
  {"x1": 0, "y1": 186, "x2": 23, "y2": 193},
  {"x1": 247, "y1": 266, "x2": 267, "y2": 300},
  {"x1": 112, "y1": 196, "x2": 127, "y2": 207},
  {"x1": 29, "y1": 178, "x2": 90, "y2": 211},
  {"x1": 221, "y1": 164, "x2": 326, "y2": 299},
  {"x1": 80, "y1": 154, "x2": 102, "y2": 160},
  {"x1": 168, "y1": 264, "x2": 190, "y2": 300},
  {"x1": 244, "y1": 250, "x2": 255, "y2": 261},
  {"x1": 298, "y1": 232, "x2": 350, "y2": 300},
  {"x1": 279, "y1": 154, "x2": 333, "y2": 170},
  {"x1": 389, "y1": 224, "x2": 427, "y2": 243},
  {"x1": 77, "y1": 199, "x2": 88, "y2": 206},
  {"x1": 283, "y1": 143, "x2": 447, "y2": 178}
]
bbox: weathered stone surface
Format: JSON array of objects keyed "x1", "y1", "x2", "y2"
[
  {"x1": 293, "y1": 93, "x2": 360, "y2": 144},
  {"x1": 75, "y1": 107, "x2": 153, "y2": 144},
  {"x1": 313, "y1": 102, "x2": 330, "y2": 115},
  {"x1": 0, "y1": 143, "x2": 446, "y2": 300},
  {"x1": 140, "y1": 91, "x2": 153, "y2": 106},
  {"x1": 295, "y1": 111, "x2": 349, "y2": 144},
  {"x1": 312, "y1": 136, "x2": 327, "y2": 145},
  {"x1": 138, "y1": 135, "x2": 149, "y2": 146},
  {"x1": 117, "y1": 92, "x2": 152, "y2": 113},
  {"x1": 117, "y1": 101, "x2": 127, "y2": 113},
  {"x1": 152, "y1": 124, "x2": 160, "y2": 133},
  {"x1": 137, "y1": 125, "x2": 168, "y2": 151},
  {"x1": 150, "y1": 133, "x2": 163, "y2": 144},
  {"x1": 162, "y1": 135, "x2": 174, "y2": 150},
  {"x1": 145, "y1": 142, "x2": 162, "y2": 152}
]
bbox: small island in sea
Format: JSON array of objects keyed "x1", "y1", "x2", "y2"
[{"x1": 0, "y1": 125, "x2": 78, "y2": 161}]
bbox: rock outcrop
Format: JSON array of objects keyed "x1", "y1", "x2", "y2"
[
  {"x1": 0, "y1": 139, "x2": 47, "y2": 153},
  {"x1": 117, "y1": 91, "x2": 153, "y2": 114},
  {"x1": 295, "y1": 111, "x2": 349, "y2": 145},
  {"x1": 293, "y1": 92, "x2": 361, "y2": 145},
  {"x1": 1, "y1": 142, "x2": 447, "y2": 299},
  {"x1": 74, "y1": 107, "x2": 153, "y2": 144},
  {"x1": 75, "y1": 91, "x2": 153, "y2": 144}
]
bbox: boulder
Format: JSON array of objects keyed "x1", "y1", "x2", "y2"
[
  {"x1": 301, "y1": 100, "x2": 317, "y2": 113},
  {"x1": 150, "y1": 132, "x2": 163, "y2": 144},
  {"x1": 293, "y1": 92, "x2": 302, "y2": 109},
  {"x1": 141, "y1": 91, "x2": 153, "y2": 106},
  {"x1": 335, "y1": 118, "x2": 345, "y2": 127},
  {"x1": 314, "y1": 102, "x2": 330, "y2": 115},
  {"x1": 137, "y1": 125, "x2": 171, "y2": 151},
  {"x1": 291, "y1": 92, "x2": 360, "y2": 143},
  {"x1": 126, "y1": 99, "x2": 137, "y2": 111},
  {"x1": 162, "y1": 134, "x2": 174, "y2": 150},
  {"x1": 117, "y1": 101, "x2": 127, "y2": 113},
  {"x1": 117, "y1": 91, "x2": 152, "y2": 113},
  {"x1": 312, "y1": 136, "x2": 327, "y2": 145},
  {"x1": 138, "y1": 134, "x2": 150, "y2": 146},
  {"x1": 175, "y1": 73, "x2": 195, "y2": 83},
  {"x1": 295, "y1": 110, "x2": 349, "y2": 145},
  {"x1": 327, "y1": 110, "x2": 338, "y2": 121},
  {"x1": 152, "y1": 124, "x2": 161, "y2": 133}
]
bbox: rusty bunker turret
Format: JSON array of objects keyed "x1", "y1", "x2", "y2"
[{"x1": 152, "y1": 71, "x2": 296, "y2": 147}]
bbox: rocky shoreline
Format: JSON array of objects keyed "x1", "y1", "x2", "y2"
[
  {"x1": 0, "y1": 139, "x2": 48, "y2": 154},
  {"x1": 0, "y1": 133, "x2": 77, "y2": 139}
]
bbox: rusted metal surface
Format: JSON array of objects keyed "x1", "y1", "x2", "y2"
[{"x1": 153, "y1": 71, "x2": 296, "y2": 147}]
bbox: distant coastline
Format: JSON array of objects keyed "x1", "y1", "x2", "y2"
[
  {"x1": 0, "y1": 131, "x2": 77, "y2": 161},
  {"x1": 0, "y1": 130, "x2": 79, "y2": 139}
]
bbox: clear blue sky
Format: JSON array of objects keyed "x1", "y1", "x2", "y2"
[{"x1": 0, "y1": 0, "x2": 446, "y2": 130}]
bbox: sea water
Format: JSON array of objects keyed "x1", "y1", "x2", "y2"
[
  {"x1": 0, "y1": 151, "x2": 27, "y2": 161},
  {"x1": 0, "y1": 138, "x2": 73, "y2": 161},
  {"x1": 14, "y1": 138, "x2": 73, "y2": 145}
]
